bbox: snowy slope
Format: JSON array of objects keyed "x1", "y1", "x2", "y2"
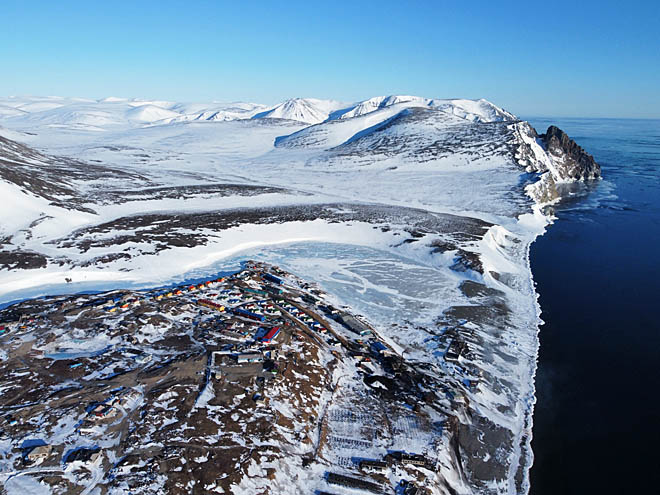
[
  {"x1": 252, "y1": 97, "x2": 348, "y2": 124},
  {"x1": 334, "y1": 95, "x2": 516, "y2": 122},
  {"x1": 0, "y1": 104, "x2": 27, "y2": 117},
  {"x1": 334, "y1": 94, "x2": 423, "y2": 119},
  {"x1": 125, "y1": 104, "x2": 180, "y2": 123},
  {"x1": 163, "y1": 102, "x2": 269, "y2": 123},
  {"x1": 274, "y1": 104, "x2": 418, "y2": 149}
]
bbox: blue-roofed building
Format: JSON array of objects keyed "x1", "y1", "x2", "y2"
[{"x1": 371, "y1": 341, "x2": 388, "y2": 354}]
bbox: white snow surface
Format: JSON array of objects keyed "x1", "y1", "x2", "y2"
[
  {"x1": 253, "y1": 97, "x2": 347, "y2": 124},
  {"x1": 335, "y1": 95, "x2": 515, "y2": 122},
  {"x1": 4, "y1": 475, "x2": 53, "y2": 495}
]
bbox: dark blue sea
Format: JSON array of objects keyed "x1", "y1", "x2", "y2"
[{"x1": 525, "y1": 117, "x2": 660, "y2": 494}]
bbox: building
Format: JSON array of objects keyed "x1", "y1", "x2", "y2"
[
  {"x1": 26, "y1": 444, "x2": 52, "y2": 463},
  {"x1": 370, "y1": 341, "x2": 388, "y2": 354},
  {"x1": 198, "y1": 299, "x2": 226, "y2": 312},
  {"x1": 400, "y1": 453, "x2": 428, "y2": 467},
  {"x1": 359, "y1": 459, "x2": 388, "y2": 474},
  {"x1": 91, "y1": 403, "x2": 118, "y2": 420},
  {"x1": 445, "y1": 339, "x2": 466, "y2": 362},
  {"x1": 340, "y1": 314, "x2": 371, "y2": 335},
  {"x1": 326, "y1": 472, "x2": 382, "y2": 493},
  {"x1": 321, "y1": 305, "x2": 340, "y2": 315},
  {"x1": 64, "y1": 447, "x2": 101, "y2": 464},
  {"x1": 232, "y1": 308, "x2": 266, "y2": 322},
  {"x1": 245, "y1": 288, "x2": 268, "y2": 297},
  {"x1": 236, "y1": 352, "x2": 263, "y2": 364},
  {"x1": 264, "y1": 285, "x2": 283, "y2": 295},
  {"x1": 261, "y1": 326, "x2": 280, "y2": 344}
]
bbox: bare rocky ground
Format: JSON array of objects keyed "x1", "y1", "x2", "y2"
[
  {"x1": 1, "y1": 262, "x2": 489, "y2": 494},
  {"x1": 49, "y1": 203, "x2": 491, "y2": 265},
  {"x1": 0, "y1": 135, "x2": 150, "y2": 214}
]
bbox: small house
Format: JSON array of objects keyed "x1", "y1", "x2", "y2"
[
  {"x1": 400, "y1": 453, "x2": 428, "y2": 467},
  {"x1": 26, "y1": 444, "x2": 52, "y2": 463},
  {"x1": 236, "y1": 352, "x2": 263, "y2": 364},
  {"x1": 64, "y1": 447, "x2": 101, "y2": 464},
  {"x1": 371, "y1": 341, "x2": 388, "y2": 355},
  {"x1": 359, "y1": 459, "x2": 388, "y2": 474}
]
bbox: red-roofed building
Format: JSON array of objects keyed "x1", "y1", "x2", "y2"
[{"x1": 261, "y1": 327, "x2": 280, "y2": 344}]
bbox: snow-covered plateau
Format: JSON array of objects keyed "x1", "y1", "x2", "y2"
[{"x1": 0, "y1": 95, "x2": 599, "y2": 494}]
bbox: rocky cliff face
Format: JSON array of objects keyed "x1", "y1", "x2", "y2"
[
  {"x1": 513, "y1": 122, "x2": 600, "y2": 204},
  {"x1": 539, "y1": 125, "x2": 600, "y2": 180}
]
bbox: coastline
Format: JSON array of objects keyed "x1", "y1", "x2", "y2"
[
  {"x1": 526, "y1": 117, "x2": 660, "y2": 494},
  {"x1": 474, "y1": 206, "x2": 551, "y2": 494},
  {"x1": 517, "y1": 222, "x2": 548, "y2": 494}
]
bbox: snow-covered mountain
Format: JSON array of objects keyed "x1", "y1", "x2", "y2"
[
  {"x1": 0, "y1": 94, "x2": 518, "y2": 128},
  {"x1": 163, "y1": 102, "x2": 270, "y2": 123},
  {"x1": 334, "y1": 95, "x2": 516, "y2": 123},
  {"x1": 251, "y1": 97, "x2": 348, "y2": 124},
  {"x1": 0, "y1": 94, "x2": 599, "y2": 495}
]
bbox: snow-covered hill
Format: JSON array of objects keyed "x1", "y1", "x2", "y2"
[
  {"x1": 252, "y1": 97, "x2": 348, "y2": 124},
  {"x1": 334, "y1": 95, "x2": 516, "y2": 123},
  {"x1": 125, "y1": 104, "x2": 180, "y2": 123}
]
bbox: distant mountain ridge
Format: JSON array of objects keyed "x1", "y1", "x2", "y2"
[{"x1": 0, "y1": 94, "x2": 516, "y2": 127}]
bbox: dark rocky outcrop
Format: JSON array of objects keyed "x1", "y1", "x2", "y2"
[
  {"x1": 514, "y1": 123, "x2": 601, "y2": 203},
  {"x1": 0, "y1": 249, "x2": 48, "y2": 270},
  {"x1": 0, "y1": 134, "x2": 150, "y2": 213},
  {"x1": 456, "y1": 415, "x2": 514, "y2": 489},
  {"x1": 539, "y1": 125, "x2": 600, "y2": 180}
]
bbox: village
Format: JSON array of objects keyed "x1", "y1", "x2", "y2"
[{"x1": 0, "y1": 261, "x2": 479, "y2": 494}]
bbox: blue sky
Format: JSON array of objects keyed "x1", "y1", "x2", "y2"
[{"x1": 2, "y1": 0, "x2": 658, "y2": 117}]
